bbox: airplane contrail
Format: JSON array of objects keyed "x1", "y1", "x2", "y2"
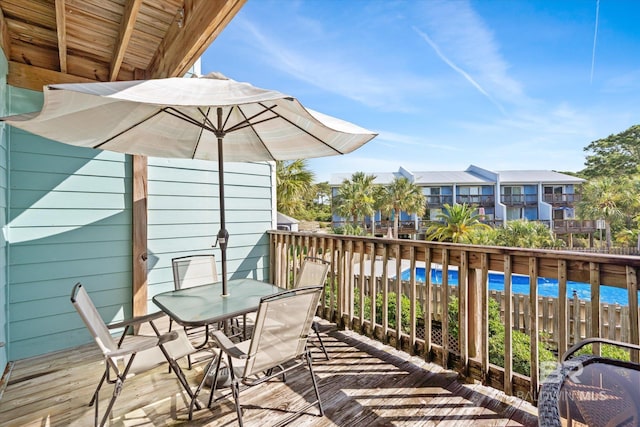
[
  {"x1": 590, "y1": 0, "x2": 600, "y2": 84},
  {"x1": 413, "y1": 27, "x2": 506, "y2": 115}
]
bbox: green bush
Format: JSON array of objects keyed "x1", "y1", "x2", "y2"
[
  {"x1": 448, "y1": 295, "x2": 555, "y2": 377},
  {"x1": 354, "y1": 288, "x2": 423, "y2": 334}
]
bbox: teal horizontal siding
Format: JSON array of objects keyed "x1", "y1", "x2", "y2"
[
  {"x1": 8, "y1": 122, "x2": 132, "y2": 360},
  {"x1": 6, "y1": 109, "x2": 275, "y2": 361},
  {"x1": 146, "y1": 158, "x2": 273, "y2": 298}
]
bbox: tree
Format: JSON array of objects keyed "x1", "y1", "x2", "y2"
[
  {"x1": 576, "y1": 177, "x2": 625, "y2": 248},
  {"x1": 370, "y1": 184, "x2": 390, "y2": 236},
  {"x1": 384, "y1": 177, "x2": 426, "y2": 238},
  {"x1": 333, "y1": 172, "x2": 377, "y2": 233},
  {"x1": 495, "y1": 219, "x2": 564, "y2": 248},
  {"x1": 276, "y1": 160, "x2": 314, "y2": 217},
  {"x1": 426, "y1": 203, "x2": 490, "y2": 243},
  {"x1": 581, "y1": 125, "x2": 640, "y2": 179}
]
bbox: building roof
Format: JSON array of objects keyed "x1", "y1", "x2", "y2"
[
  {"x1": 412, "y1": 170, "x2": 494, "y2": 185},
  {"x1": 277, "y1": 212, "x2": 299, "y2": 224},
  {"x1": 496, "y1": 170, "x2": 584, "y2": 184},
  {"x1": 329, "y1": 166, "x2": 584, "y2": 186}
]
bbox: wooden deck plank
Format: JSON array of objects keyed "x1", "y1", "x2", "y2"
[{"x1": 0, "y1": 319, "x2": 538, "y2": 426}]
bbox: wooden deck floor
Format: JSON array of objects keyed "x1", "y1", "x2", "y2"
[{"x1": 0, "y1": 320, "x2": 538, "y2": 426}]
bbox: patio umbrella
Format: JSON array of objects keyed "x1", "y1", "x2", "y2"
[{"x1": 1, "y1": 73, "x2": 377, "y2": 296}]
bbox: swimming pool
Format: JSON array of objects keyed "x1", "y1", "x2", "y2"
[{"x1": 401, "y1": 267, "x2": 633, "y2": 305}]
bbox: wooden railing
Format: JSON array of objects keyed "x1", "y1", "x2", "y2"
[{"x1": 268, "y1": 230, "x2": 640, "y2": 404}]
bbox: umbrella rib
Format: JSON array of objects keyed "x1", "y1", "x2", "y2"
[
  {"x1": 234, "y1": 105, "x2": 276, "y2": 160},
  {"x1": 240, "y1": 101, "x2": 346, "y2": 156},
  {"x1": 222, "y1": 103, "x2": 280, "y2": 134},
  {"x1": 164, "y1": 107, "x2": 217, "y2": 133},
  {"x1": 93, "y1": 109, "x2": 165, "y2": 150}
]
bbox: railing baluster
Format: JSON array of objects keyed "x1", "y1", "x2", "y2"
[
  {"x1": 369, "y1": 242, "x2": 378, "y2": 338},
  {"x1": 627, "y1": 266, "x2": 639, "y2": 362},
  {"x1": 590, "y1": 262, "x2": 601, "y2": 355},
  {"x1": 424, "y1": 247, "x2": 432, "y2": 361},
  {"x1": 481, "y1": 253, "x2": 489, "y2": 384},
  {"x1": 529, "y1": 256, "x2": 539, "y2": 402},
  {"x1": 381, "y1": 244, "x2": 389, "y2": 344},
  {"x1": 358, "y1": 241, "x2": 366, "y2": 330},
  {"x1": 442, "y1": 249, "x2": 450, "y2": 368},
  {"x1": 409, "y1": 246, "x2": 417, "y2": 353},
  {"x1": 459, "y1": 250, "x2": 468, "y2": 376},
  {"x1": 504, "y1": 254, "x2": 513, "y2": 396},
  {"x1": 395, "y1": 243, "x2": 402, "y2": 349},
  {"x1": 558, "y1": 260, "x2": 568, "y2": 357}
]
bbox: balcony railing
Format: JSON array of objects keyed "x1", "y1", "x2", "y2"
[
  {"x1": 425, "y1": 195, "x2": 454, "y2": 206},
  {"x1": 542, "y1": 193, "x2": 582, "y2": 204},
  {"x1": 500, "y1": 194, "x2": 538, "y2": 205},
  {"x1": 455, "y1": 195, "x2": 495, "y2": 206},
  {"x1": 269, "y1": 230, "x2": 640, "y2": 404}
]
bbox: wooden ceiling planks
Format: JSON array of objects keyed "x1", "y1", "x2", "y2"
[{"x1": 0, "y1": 0, "x2": 247, "y2": 90}]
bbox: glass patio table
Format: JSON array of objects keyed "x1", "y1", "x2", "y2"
[
  {"x1": 538, "y1": 338, "x2": 640, "y2": 427},
  {"x1": 152, "y1": 278, "x2": 283, "y2": 328}
]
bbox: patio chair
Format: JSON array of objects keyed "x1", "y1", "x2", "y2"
[
  {"x1": 192, "y1": 286, "x2": 324, "y2": 425},
  {"x1": 295, "y1": 256, "x2": 331, "y2": 360},
  {"x1": 538, "y1": 337, "x2": 640, "y2": 427},
  {"x1": 71, "y1": 282, "x2": 198, "y2": 427},
  {"x1": 172, "y1": 254, "x2": 240, "y2": 366}
]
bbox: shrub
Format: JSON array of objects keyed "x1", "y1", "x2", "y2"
[
  {"x1": 354, "y1": 288, "x2": 423, "y2": 334},
  {"x1": 448, "y1": 295, "x2": 555, "y2": 377}
]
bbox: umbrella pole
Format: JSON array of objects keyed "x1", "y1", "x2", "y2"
[{"x1": 216, "y1": 108, "x2": 229, "y2": 296}]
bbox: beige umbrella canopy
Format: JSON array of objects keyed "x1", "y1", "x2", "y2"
[{"x1": 2, "y1": 72, "x2": 377, "y2": 295}]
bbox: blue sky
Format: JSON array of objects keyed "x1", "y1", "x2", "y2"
[{"x1": 201, "y1": 0, "x2": 640, "y2": 183}]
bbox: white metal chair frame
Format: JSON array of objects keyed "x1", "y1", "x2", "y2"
[
  {"x1": 295, "y1": 256, "x2": 331, "y2": 360},
  {"x1": 190, "y1": 286, "x2": 324, "y2": 425},
  {"x1": 70, "y1": 282, "x2": 200, "y2": 426}
]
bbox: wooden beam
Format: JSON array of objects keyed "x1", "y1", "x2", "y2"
[
  {"x1": 132, "y1": 155, "x2": 148, "y2": 318},
  {"x1": 147, "y1": 0, "x2": 246, "y2": 78},
  {"x1": 0, "y1": 7, "x2": 11, "y2": 58},
  {"x1": 110, "y1": 0, "x2": 143, "y2": 81},
  {"x1": 54, "y1": 0, "x2": 67, "y2": 73},
  {"x1": 7, "y1": 61, "x2": 95, "y2": 91}
]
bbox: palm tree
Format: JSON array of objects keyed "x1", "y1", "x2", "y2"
[
  {"x1": 496, "y1": 219, "x2": 564, "y2": 248},
  {"x1": 276, "y1": 160, "x2": 314, "y2": 217},
  {"x1": 384, "y1": 177, "x2": 426, "y2": 238},
  {"x1": 334, "y1": 172, "x2": 377, "y2": 233},
  {"x1": 426, "y1": 203, "x2": 490, "y2": 243},
  {"x1": 370, "y1": 184, "x2": 389, "y2": 236},
  {"x1": 577, "y1": 177, "x2": 625, "y2": 249}
]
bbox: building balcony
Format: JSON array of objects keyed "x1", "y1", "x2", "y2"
[
  {"x1": 455, "y1": 195, "x2": 495, "y2": 206},
  {"x1": 542, "y1": 193, "x2": 582, "y2": 206},
  {"x1": 500, "y1": 195, "x2": 539, "y2": 206}
]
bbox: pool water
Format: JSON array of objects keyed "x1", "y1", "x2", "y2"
[{"x1": 401, "y1": 267, "x2": 633, "y2": 305}]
